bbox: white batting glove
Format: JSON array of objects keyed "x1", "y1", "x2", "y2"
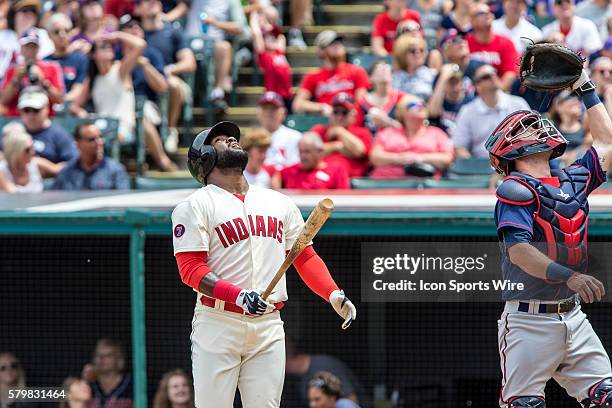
[
  {"x1": 236, "y1": 290, "x2": 276, "y2": 316},
  {"x1": 329, "y1": 290, "x2": 357, "y2": 329}
]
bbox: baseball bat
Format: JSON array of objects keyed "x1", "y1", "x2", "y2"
[{"x1": 261, "y1": 198, "x2": 335, "y2": 300}]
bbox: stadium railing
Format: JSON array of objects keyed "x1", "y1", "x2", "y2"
[{"x1": 284, "y1": 113, "x2": 329, "y2": 132}]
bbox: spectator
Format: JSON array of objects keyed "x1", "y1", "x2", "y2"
[
  {"x1": 45, "y1": 13, "x2": 89, "y2": 102},
  {"x1": 250, "y1": 11, "x2": 292, "y2": 110},
  {"x1": 241, "y1": 127, "x2": 273, "y2": 188},
  {"x1": 591, "y1": 56, "x2": 612, "y2": 114},
  {"x1": 70, "y1": 0, "x2": 108, "y2": 53},
  {"x1": 395, "y1": 20, "x2": 443, "y2": 71},
  {"x1": 440, "y1": 0, "x2": 474, "y2": 34},
  {"x1": 465, "y1": 2, "x2": 519, "y2": 90},
  {"x1": 406, "y1": 0, "x2": 453, "y2": 50},
  {"x1": 575, "y1": 0, "x2": 610, "y2": 41},
  {"x1": 308, "y1": 371, "x2": 361, "y2": 408},
  {"x1": 440, "y1": 29, "x2": 484, "y2": 83},
  {"x1": 81, "y1": 339, "x2": 132, "y2": 408},
  {"x1": 71, "y1": 31, "x2": 145, "y2": 144},
  {"x1": 452, "y1": 64, "x2": 530, "y2": 158},
  {"x1": 14, "y1": 87, "x2": 77, "y2": 166},
  {"x1": 0, "y1": 352, "x2": 32, "y2": 408},
  {"x1": 391, "y1": 35, "x2": 435, "y2": 100},
  {"x1": 59, "y1": 377, "x2": 92, "y2": 408},
  {"x1": 492, "y1": 0, "x2": 543, "y2": 53},
  {"x1": 541, "y1": 0, "x2": 602, "y2": 55},
  {"x1": 0, "y1": 29, "x2": 64, "y2": 117},
  {"x1": 137, "y1": 0, "x2": 197, "y2": 152},
  {"x1": 119, "y1": 14, "x2": 177, "y2": 172},
  {"x1": 370, "y1": 94, "x2": 453, "y2": 178},
  {"x1": 371, "y1": 0, "x2": 421, "y2": 56},
  {"x1": 152, "y1": 369, "x2": 195, "y2": 408},
  {"x1": 293, "y1": 30, "x2": 370, "y2": 115},
  {"x1": 356, "y1": 60, "x2": 403, "y2": 135},
  {"x1": 159, "y1": 0, "x2": 190, "y2": 23},
  {"x1": 52, "y1": 123, "x2": 130, "y2": 190},
  {"x1": 184, "y1": 0, "x2": 249, "y2": 108},
  {"x1": 256, "y1": 91, "x2": 302, "y2": 169},
  {"x1": 548, "y1": 90, "x2": 588, "y2": 163},
  {"x1": 0, "y1": 0, "x2": 55, "y2": 78},
  {"x1": 590, "y1": 35, "x2": 612, "y2": 62},
  {"x1": 0, "y1": 130, "x2": 48, "y2": 192},
  {"x1": 309, "y1": 93, "x2": 372, "y2": 178},
  {"x1": 273, "y1": 132, "x2": 350, "y2": 190},
  {"x1": 287, "y1": 0, "x2": 311, "y2": 49},
  {"x1": 428, "y1": 63, "x2": 472, "y2": 132}
]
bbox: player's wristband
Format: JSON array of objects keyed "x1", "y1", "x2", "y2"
[
  {"x1": 546, "y1": 262, "x2": 574, "y2": 282},
  {"x1": 212, "y1": 279, "x2": 243, "y2": 304},
  {"x1": 579, "y1": 87, "x2": 601, "y2": 110}
]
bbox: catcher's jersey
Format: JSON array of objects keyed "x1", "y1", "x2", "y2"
[{"x1": 171, "y1": 184, "x2": 305, "y2": 304}]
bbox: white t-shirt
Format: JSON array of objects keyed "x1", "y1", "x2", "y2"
[
  {"x1": 265, "y1": 125, "x2": 302, "y2": 169},
  {"x1": 492, "y1": 17, "x2": 543, "y2": 53},
  {"x1": 0, "y1": 28, "x2": 55, "y2": 78},
  {"x1": 244, "y1": 168, "x2": 271, "y2": 188},
  {"x1": 172, "y1": 184, "x2": 306, "y2": 304},
  {"x1": 542, "y1": 16, "x2": 603, "y2": 54},
  {"x1": 0, "y1": 160, "x2": 43, "y2": 193}
]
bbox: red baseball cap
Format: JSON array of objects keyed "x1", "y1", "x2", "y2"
[
  {"x1": 331, "y1": 93, "x2": 355, "y2": 111},
  {"x1": 257, "y1": 91, "x2": 284, "y2": 108}
]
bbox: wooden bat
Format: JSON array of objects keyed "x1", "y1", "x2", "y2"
[{"x1": 261, "y1": 198, "x2": 335, "y2": 300}]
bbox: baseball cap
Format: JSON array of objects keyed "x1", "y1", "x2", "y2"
[
  {"x1": 604, "y1": 37, "x2": 612, "y2": 51},
  {"x1": 19, "y1": 28, "x2": 40, "y2": 46},
  {"x1": 18, "y1": 87, "x2": 49, "y2": 110},
  {"x1": 440, "y1": 29, "x2": 464, "y2": 48},
  {"x1": 119, "y1": 14, "x2": 141, "y2": 30},
  {"x1": 203, "y1": 121, "x2": 241, "y2": 145},
  {"x1": 331, "y1": 93, "x2": 355, "y2": 111},
  {"x1": 257, "y1": 91, "x2": 284, "y2": 108},
  {"x1": 12, "y1": 0, "x2": 40, "y2": 12},
  {"x1": 314, "y1": 30, "x2": 343, "y2": 48}
]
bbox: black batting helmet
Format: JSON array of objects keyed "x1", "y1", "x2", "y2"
[{"x1": 188, "y1": 121, "x2": 241, "y2": 185}]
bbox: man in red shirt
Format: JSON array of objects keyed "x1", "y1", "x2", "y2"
[
  {"x1": 465, "y1": 2, "x2": 519, "y2": 91},
  {"x1": 371, "y1": 0, "x2": 421, "y2": 56},
  {"x1": 309, "y1": 93, "x2": 372, "y2": 178},
  {"x1": 0, "y1": 29, "x2": 64, "y2": 117},
  {"x1": 277, "y1": 132, "x2": 350, "y2": 190},
  {"x1": 293, "y1": 30, "x2": 370, "y2": 115}
]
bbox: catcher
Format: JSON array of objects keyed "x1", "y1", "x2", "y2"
[
  {"x1": 485, "y1": 44, "x2": 612, "y2": 407},
  {"x1": 171, "y1": 121, "x2": 356, "y2": 407}
]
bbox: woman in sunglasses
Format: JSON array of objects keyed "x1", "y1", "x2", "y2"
[
  {"x1": 370, "y1": 94, "x2": 453, "y2": 179},
  {"x1": 0, "y1": 352, "x2": 29, "y2": 408},
  {"x1": 395, "y1": 20, "x2": 443, "y2": 71},
  {"x1": 391, "y1": 35, "x2": 435, "y2": 101},
  {"x1": 0, "y1": 129, "x2": 50, "y2": 193},
  {"x1": 307, "y1": 371, "x2": 360, "y2": 408},
  {"x1": 548, "y1": 90, "x2": 591, "y2": 165}
]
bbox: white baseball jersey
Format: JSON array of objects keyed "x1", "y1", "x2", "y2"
[{"x1": 172, "y1": 184, "x2": 305, "y2": 304}]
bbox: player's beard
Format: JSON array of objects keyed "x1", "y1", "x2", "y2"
[{"x1": 216, "y1": 148, "x2": 248, "y2": 172}]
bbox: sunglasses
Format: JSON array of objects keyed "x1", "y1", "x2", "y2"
[
  {"x1": 595, "y1": 68, "x2": 612, "y2": 75},
  {"x1": 407, "y1": 101, "x2": 425, "y2": 110},
  {"x1": 80, "y1": 135, "x2": 103, "y2": 143},
  {"x1": 52, "y1": 28, "x2": 70, "y2": 35},
  {"x1": 554, "y1": 0, "x2": 573, "y2": 5},
  {"x1": 16, "y1": 7, "x2": 38, "y2": 13},
  {"x1": 475, "y1": 73, "x2": 495, "y2": 83},
  {"x1": 408, "y1": 48, "x2": 425, "y2": 55},
  {"x1": 397, "y1": 25, "x2": 421, "y2": 35},
  {"x1": 22, "y1": 107, "x2": 42, "y2": 114},
  {"x1": 0, "y1": 362, "x2": 20, "y2": 371},
  {"x1": 96, "y1": 42, "x2": 112, "y2": 49},
  {"x1": 332, "y1": 109, "x2": 349, "y2": 116}
]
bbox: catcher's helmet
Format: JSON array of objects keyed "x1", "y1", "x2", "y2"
[
  {"x1": 484, "y1": 110, "x2": 567, "y2": 175},
  {"x1": 188, "y1": 121, "x2": 241, "y2": 184}
]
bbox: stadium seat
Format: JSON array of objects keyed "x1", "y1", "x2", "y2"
[
  {"x1": 447, "y1": 158, "x2": 495, "y2": 177},
  {"x1": 533, "y1": 15, "x2": 555, "y2": 29},
  {"x1": 351, "y1": 177, "x2": 423, "y2": 189},
  {"x1": 284, "y1": 114, "x2": 329, "y2": 132},
  {"x1": 423, "y1": 177, "x2": 490, "y2": 189},
  {"x1": 134, "y1": 175, "x2": 201, "y2": 190},
  {"x1": 350, "y1": 53, "x2": 393, "y2": 72}
]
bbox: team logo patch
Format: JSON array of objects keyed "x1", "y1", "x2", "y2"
[{"x1": 174, "y1": 224, "x2": 186, "y2": 238}]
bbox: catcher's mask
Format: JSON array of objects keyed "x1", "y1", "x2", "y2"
[
  {"x1": 188, "y1": 121, "x2": 241, "y2": 185},
  {"x1": 484, "y1": 110, "x2": 567, "y2": 175}
]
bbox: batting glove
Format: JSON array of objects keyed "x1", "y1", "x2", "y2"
[
  {"x1": 236, "y1": 290, "x2": 276, "y2": 316},
  {"x1": 329, "y1": 289, "x2": 357, "y2": 329}
]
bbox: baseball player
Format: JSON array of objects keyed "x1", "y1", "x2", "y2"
[
  {"x1": 485, "y1": 65, "x2": 612, "y2": 406},
  {"x1": 171, "y1": 121, "x2": 357, "y2": 408}
]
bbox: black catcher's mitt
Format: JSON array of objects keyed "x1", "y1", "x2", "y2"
[{"x1": 519, "y1": 43, "x2": 585, "y2": 92}]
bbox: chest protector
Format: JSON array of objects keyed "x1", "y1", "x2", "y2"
[{"x1": 497, "y1": 165, "x2": 590, "y2": 271}]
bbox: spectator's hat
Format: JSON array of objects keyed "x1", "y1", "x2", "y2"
[
  {"x1": 79, "y1": 0, "x2": 101, "y2": 6},
  {"x1": 604, "y1": 37, "x2": 612, "y2": 51},
  {"x1": 19, "y1": 28, "x2": 40, "y2": 46},
  {"x1": 314, "y1": 30, "x2": 343, "y2": 48},
  {"x1": 12, "y1": 0, "x2": 40, "y2": 12},
  {"x1": 119, "y1": 14, "x2": 141, "y2": 30},
  {"x1": 257, "y1": 91, "x2": 284, "y2": 108},
  {"x1": 331, "y1": 93, "x2": 355, "y2": 111},
  {"x1": 18, "y1": 86, "x2": 48, "y2": 110},
  {"x1": 440, "y1": 29, "x2": 464, "y2": 48}
]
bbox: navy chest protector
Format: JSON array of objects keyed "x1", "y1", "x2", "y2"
[{"x1": 496, "y1": 166, "x2": 590, "y2": 271}]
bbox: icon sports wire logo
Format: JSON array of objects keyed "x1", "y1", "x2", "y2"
[{"x1": 372, "y1": 253, "x2": 488, "y2": 275}]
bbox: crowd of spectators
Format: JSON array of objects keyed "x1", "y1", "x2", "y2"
[{"x1": 0, "y1": 0, "x2": 610, "y2": 193}]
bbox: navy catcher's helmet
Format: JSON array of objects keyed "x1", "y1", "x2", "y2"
[{"x1": 188, "y1": 121, "x2": 241, "y2": 185}]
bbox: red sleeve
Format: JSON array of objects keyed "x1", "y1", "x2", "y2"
[
  {"x1": 333, "y1": 165, "x2": 351, "y2": 189},
  {"x1": 372, "y1": 13, "x2": 385, "y2": 38},
  {"x1": 309, "y1": 124, "x2": 328, "y2": 140},
  {"x1": 2, "y1": 67, "x2": 15, "y2": 90},
  {"x1": 354, "y1": 127, "x2": 373, "y2": 153},
  {"x1": 175, "y1": 251, "x2": 211, "y2": 290},
  {"x1": 300, "y1": 71, "x2": 317, "y2": 95},
  {"x1": 498, "y1": 37, "x2": 519, "y2": 75},
  {"x1": 293, "y1": 246, "x2": 339, "y2": 301},
  {"x1": 50, "y1": 64, "x2": 65, "y2": 93},
  {"x1": 353, "y1": 65, "x2": 370, "y2": 92},
  {"x1": 257, "y1": 51, "x2": 273, "y2": 71}
]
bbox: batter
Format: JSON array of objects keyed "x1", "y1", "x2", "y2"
[
  {"x1": 171, "y1": 121, "x2": 357, "y2": 408},
  {"x1": 485, "y1": 69, "x2": 612, "y2": 407}
]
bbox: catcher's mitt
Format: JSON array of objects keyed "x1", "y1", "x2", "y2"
[{"x1": 519, "y1": 43, "x2": 585, "y2": 92}]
